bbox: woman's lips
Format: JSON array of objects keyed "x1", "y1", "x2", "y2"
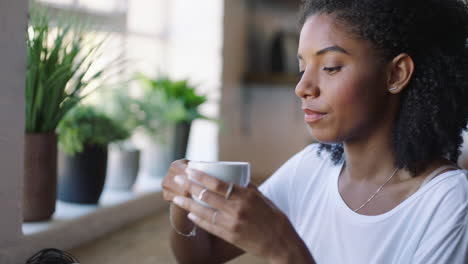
[{"x1": 303, "y1": 109, "x2": 327, "y2": 123}]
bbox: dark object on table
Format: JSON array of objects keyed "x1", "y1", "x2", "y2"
[
  {"x1": 57, "y1": 144, "x2": 108, "y2": 204},
  {"x1": 25, "y1": 248, "x2": 79, "y2": 264}
]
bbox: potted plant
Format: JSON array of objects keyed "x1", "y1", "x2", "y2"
[
  {"x1": 56, "y1": 105, "x2": 129, "y2": 204},
  {"x1": 133, "y1": 74, "x2": 210, "y2": 182},
  {"x1": 106, "y1": 141, "x2": 140, "y2": 191},
  {"x1": 101, "y1": 90, "x2": 141, "y2": 191},
  {"x1": 23, "y1": 5, "x2": 111, "y2": 221}
]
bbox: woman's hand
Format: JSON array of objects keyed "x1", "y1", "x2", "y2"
[
  {"x1": 171, "y1": 168, "x2": 311, "y2": 262},
  {"x1": 161, "y1": 159, "x2": 191, "y2": 202}
]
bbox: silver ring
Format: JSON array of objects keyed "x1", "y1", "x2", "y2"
[
  {"x1": 198, "y1": 188, "x2": 208, "y2": 201},
  {"x1": 212, "y1": 210, "x2": 218, "y2": 225},
  {"x1": 225, "y1": 183, "x2": 234, "y2": 200}
]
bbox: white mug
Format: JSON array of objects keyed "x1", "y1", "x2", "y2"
[{"x1": 187, "y1": 161, "x2": 250, "y2": 208}]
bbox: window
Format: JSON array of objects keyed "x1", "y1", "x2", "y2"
[
  {"x1": 1, "y1": 0, "x2": 224, "y2": 259},
  {"x1": 35, "y1": 0, "x2": 221, "y2": 161},
  {"x1": 23, "y1": 0, "x2": 222, "y2": 231}
]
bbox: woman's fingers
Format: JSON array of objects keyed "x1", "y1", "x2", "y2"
[
  {"x1": 171, "y1": 159, "x2": 189, "y2": 170},
  {"x1": 162, "y1": 174, "x2": 190, "y2": 197},
  {"x1": 168, "y1": 159, "x2": 189, "y2": 177},
  {"x1": 172, "y1": 196, "x2": 235, "y2": 232},
  {"x1": 174, "y1": 174, "x2": 238, "y2": 214},
  {"x1": 185, "y1": 168, "x2": 243, "y2": 200},
  {"x1": 161, "y1": 160, "x2": 191, "y2": 200},
  {"x1": 162, "y1": 189, "x2": 186, "y2": 202},
  {"x1": 186, "y1": 212, "x2": 238, "y2": 243}
]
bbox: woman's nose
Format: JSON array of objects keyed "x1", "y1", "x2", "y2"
[{"x1": 295, "y1": 71, "x2": 320, "y2": 99}]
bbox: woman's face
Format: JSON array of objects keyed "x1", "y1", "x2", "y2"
[{"x1": 296, "y1": 14, "x2": 391, "y2": 143}]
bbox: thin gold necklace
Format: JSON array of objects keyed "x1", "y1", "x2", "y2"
[{"x1": 351, "y1": 168, "x2": 399, "y2": 212}]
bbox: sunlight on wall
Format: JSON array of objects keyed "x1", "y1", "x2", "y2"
[
  {"x1": 168, "y1": 0, "x2": 224, "y2": 161},
  {"x1": 37, "y1": 0, "x2": 224, "y2": 161}
]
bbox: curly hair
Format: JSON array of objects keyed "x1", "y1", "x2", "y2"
[{"x1": 298, "y1": 0, "x2": 468, "y2": 175}]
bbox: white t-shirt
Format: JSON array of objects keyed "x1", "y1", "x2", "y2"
[{"x1": 259, "y1": 144, "x2": 468, "y2": 264}]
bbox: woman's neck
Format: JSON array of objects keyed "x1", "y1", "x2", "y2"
[
  {"x1": 341, "y1": 120, "x2": 409, "y2": 184},
  {"x1": 343, "y1": 140, "x2": 400, "y2": 183}
]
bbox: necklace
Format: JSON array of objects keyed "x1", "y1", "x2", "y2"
[{"x1": 352, "y1": 168, "x2": 399, "y2": 212}]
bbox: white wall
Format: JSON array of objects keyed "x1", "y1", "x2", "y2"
[
  {"x1": 0, "y1": 0, "x2": 225, "y2": 261},
  {"x1": 219, "y1": 0, "x2": 311, "y2": 181},
  {"x1": 0, "y1": 0, "x2": 27, "y2": 262},
  {"x1": 234, "y1": 84, "x2": 311, "y2": 179},
  {"x1": 168, "y1": 0, "x2": 224, "y2": 162},
  {"x1": 218, "y1": 0, "x2": 248, "y2": 169},
  {"x1": 0, "y1": 1, "x2": 167, "y2": 262},
  {"x1": 126, "y1": 0, "x2": 224, "y2": 162}
]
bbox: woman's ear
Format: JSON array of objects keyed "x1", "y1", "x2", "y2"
[{"x1": 387, "y1": 53, "x2": 415, "y2": 94}]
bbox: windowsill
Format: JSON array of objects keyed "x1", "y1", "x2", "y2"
[
  {"x1": 19, "y1": 177, "x2": 168, "y2": 254},
  {"x1": 23, "y1": 188, "x2": 156, "y2": 235}
]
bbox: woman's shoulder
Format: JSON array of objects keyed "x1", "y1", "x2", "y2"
[
  {"x1": 286, "y1": 143, "x2": 339, "y2": 183},
  {"x1": 298, "y1": 143, "x2": 333, "y2": 162},
  {"x1": 424, "y1": 169, "x2": 467, "y2": 199},
  {"x1": 419, "y1": 169, "x2": 467, "y2": 216},
  {"x1": 263, "y1": 143, "x2": 334, "y2": 186},
  {"x1": 301, "y1": 143, "x2": 338, "y2": 168},
  {"x1": 442, "y1": 170, "x2": 467, "y2": 200},
  {"x1": 277, "y1": 143, "x2": 326, "y2": 170}
]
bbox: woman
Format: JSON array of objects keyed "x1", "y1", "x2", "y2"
[{"x1": 162, "y1": 0, "x2": 468, "y2": 263}]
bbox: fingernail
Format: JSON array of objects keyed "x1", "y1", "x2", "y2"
[
  {"x1": 173, "y1": 196, "x2": 184, "y2": 206},
  {"x1": 174, "y1": 175, "x2": 184, "y2": 186},
  {"x1": 187, "y1": 213, "x2": 198, "y2": 221}
]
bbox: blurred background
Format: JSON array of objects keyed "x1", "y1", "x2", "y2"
[
  {"x1": 2, "y1": 0, "x2": 468, "y2": 263},
  {"x1": 1, "y1": 0, "x2": 313, "y2": 263},
  {"x1": 31, "y1": 0, "x2": 311, "y2": 184}
]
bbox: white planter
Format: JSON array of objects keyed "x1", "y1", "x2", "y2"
[
  {"x1": 138, "y1": 135, "x2": 173, "y2": 179},
  {"x1": 132, "y1": 122, "x2": 191, "y2": 193},
  {"x1": 105, "y1": 142, "x2": 140, "y2": 191}
]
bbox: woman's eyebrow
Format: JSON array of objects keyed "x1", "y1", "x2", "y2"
[
  {"x1": 316, "y1": 45, "x2": 350, "y2": 56},
  {"x1": 297, "y1": 45, "x2": 350, "y2": 61}
]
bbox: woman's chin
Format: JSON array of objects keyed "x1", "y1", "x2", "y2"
[{"x1": 307, "y1": 126, "x2": 337, "y2": 143}]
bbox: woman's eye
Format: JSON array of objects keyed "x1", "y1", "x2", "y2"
[{"x1": 322, "y1": 66, "x2": 342, "y2": 74}]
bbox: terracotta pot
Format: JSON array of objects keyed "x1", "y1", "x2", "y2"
[{"x1": 23, "y1": 133, "x2": 58, "y2": 222}]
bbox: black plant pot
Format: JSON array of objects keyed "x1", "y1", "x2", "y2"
[
  {"x1": 58, "y1": 144, "x2": 108, "y2": 204},
  {"x1": 172, "y1": 121, "x2": 192, "y2": 161}
]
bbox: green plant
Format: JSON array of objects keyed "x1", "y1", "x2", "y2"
[
  {"x1": 26, "y1": 4, "x2": 114, "y2": 133},
  {"x1": 130, "y1": 74, "x2": 215, "y2": 142},
  {"x1": 98, "y1": 88, "x2": 140, "y2": 136},
  {"x1": 136, "y1": 74, "x2": 209, "y2": 123},
  {"x1": 57, "y1": 105, "x2": 130, "y2": 155}
]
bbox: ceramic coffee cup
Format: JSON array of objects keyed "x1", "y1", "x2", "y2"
[{"x1": 187, "y1": 161, "x2": 250, "y2": 208}]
